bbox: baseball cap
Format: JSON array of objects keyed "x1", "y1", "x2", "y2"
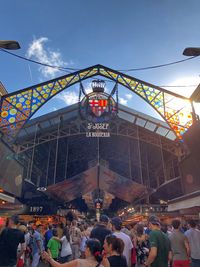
[
  {"x1": 10, "y1": 215, "x2": 19, "y2": 225},
  {"x1": 100, "y1": 214, "x2": 109, "y2": 223},
  {"x1": 148, "y1": 215, "x2": 160, "y2": 225},
  {"x1": 111, "y1": 217, "x2": 122, "y2": 228}
]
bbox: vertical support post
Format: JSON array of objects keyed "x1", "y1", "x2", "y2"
[
  {"x1": 29, "y1": 123, "x2": 38, "y2": 181},
  {"x1": 128, "y1": 138, "x2": 132, "y2": 179},
  {"x1": 97, "y1": 137, "x2": 100, "y2": 199},
  {"x1": 53, "y1": 117, "x2": 60, "y2": 184},
  {"x1": 26, "y1": 157, "x2": 31, "y2": 180},
  {"x1": 159, "y1": 136, "x2": 167, "y2": 182},
  {"x1": 146, "y1": 148, "x2": 150, "y2": 205},
  {"x1": 45, "y1": 142, "x2": 51, "y2": 187},
  {"x1": 172, "y1": 158, "x2": 175, "y2": 179},
  {"x1": 137, "y1": 126, "x2": 143, "y2": 185},
  {"x1": 97, "y1": 137, "x2": 100, "y2": 165},
  {"x1": 64, "y1": 138, "x2": 69, "y2": 180}
]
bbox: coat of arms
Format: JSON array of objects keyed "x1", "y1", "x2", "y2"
[{"x1": 79, "y1": 80, "x2": 118, "y2": 123}]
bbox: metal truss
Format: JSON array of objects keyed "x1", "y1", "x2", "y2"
[
  {"x1": 0, "y1": 65, "x2": 195, "y2": 143},
  {"x1": 15, "y1": 117, "x2": 184, "y2": 157}
]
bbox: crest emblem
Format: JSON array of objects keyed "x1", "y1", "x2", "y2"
[
  {"x1": 79, "y1": 80, "x2": 118, "y2": 123},
  {"x1": 89, "y1": 97, "x2": 108, "y2": 117}
]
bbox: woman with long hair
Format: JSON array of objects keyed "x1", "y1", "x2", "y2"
[
  {"x1": 42, "y1": 238, "x2": 104, "y2": 267},
  {"x1": 59, "y1": 227, "x2": 73, "y2": 263},
  {"x1": 103, "y1": 234, "x2": 128, "y2": 267},
  {"x1": 135, "y1": 224, "x2": 149, "y2": 267}
]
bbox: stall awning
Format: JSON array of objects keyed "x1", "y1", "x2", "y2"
[{"x1": 168, "y1": 191, "x2": 200, "y2": 211}]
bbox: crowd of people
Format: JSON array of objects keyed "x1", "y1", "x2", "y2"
[{"x1": 0, "y1": 212, "x2": 200, "y2": 267}]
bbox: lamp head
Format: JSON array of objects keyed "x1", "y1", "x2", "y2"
[
  {"x1": 183, "y1": 47, "x2": 200, "y2": 56},
  {"x1": 0, "y1": 40, "x2": 21, "y2": 50}
]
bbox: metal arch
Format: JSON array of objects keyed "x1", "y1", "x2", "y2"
[{"x1": 0, "y1": 64, "x2": 194, "y2": 142}]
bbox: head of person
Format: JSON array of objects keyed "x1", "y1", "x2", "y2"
[
  {"x1": 58, "y1": 222, "x2": 64, "y2": 229},
  {"x1": 99, "y1": 214, "x2": 109, "y2": 226},
  {"x1": 65, "y1": 211, "x2": 74, "y2": 226},
  {"x1": 52, "y1": 228, "x2": 58, "y2": 237},
  {"x1": 136, "y1": 223, "x2": 144, "y2": 236},
  {"x1": 104, "y1": 234, "x2": 124, "y2": 255},
  {"x1": 48, "y1": 224, "x2": 53, "y2": 230},
  {"x1": 37, "y1": 224, "x2": 43, "y2": 233},
  {"x1": 72, "y1": 220, "x2": 78, "y2": 227},
  {"x1": 111, "y1": 217, "x2": 122, "y2": 232},
  {"x1": 85, "y1": 238, "x2": 102, "y2": 264},
  {"x1": 9, "y1": 215, "x2": 19, "y2": 227},
  {"x1": 161, "y1": 223, "x2": 168, "y2": 233},
  {"x1": 18, "y1": 224, "x2": 27, "y2": 233},
  {"x1": 188, "y1": 220, "x2": 196, "y2": 229},
  {"x1": 29, "y1": 220, "x2": 36, "y2": 231},
  {"x1": 148, "y1": 215, "x2": 160, "y2": 230},
  {"x1": 172, "y1": 219, "x2": 181, "y2": 230},
  {"x1": 126, "y1": 224, "x2": 132, "y2": 231}
]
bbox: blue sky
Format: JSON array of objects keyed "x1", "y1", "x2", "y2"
[{"x1": 1, "y1": 0, "x2": 200, "y2": 119}]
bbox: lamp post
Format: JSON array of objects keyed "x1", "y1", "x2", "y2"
[{"x1": 0, "y1": 40, "x2": 20, "y2": 50}]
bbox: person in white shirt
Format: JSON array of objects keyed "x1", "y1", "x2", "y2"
[
  {"x1": 111, "y1": 217, "x2": 133, "y2": 267},
  {"x1": 54, "y1": 227, "x2": 73, "y2": 263}
]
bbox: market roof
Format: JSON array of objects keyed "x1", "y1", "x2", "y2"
[{"x1": 17, "y1": 103, "x2": 176, "y2": 141}]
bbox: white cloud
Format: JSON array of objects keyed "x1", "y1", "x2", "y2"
[
  {"x1": 52, "y1": 107, "x2": 58, "y2": 111},
  {"x1": 125, "y1": 93, "x2": 133, "y2": 100},
  {"x1": 26, "y1": 37, "x2": 68, "y2": 79},
  {"x1": 84, "y1": 83, "x2": 93, "y2": 94},
  {"x1": 119, "y1": 97, "x2": 128, "y2": 105},
  {"x1": 56, "y1": 91, "x2": 79, "y2": 106}
]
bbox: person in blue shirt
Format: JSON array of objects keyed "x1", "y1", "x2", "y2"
[
  {"x1": 44, "y1": 225, "x2": 53, "y2": 250},
  {"x1": 30, "y1": 224, "x2": 44, "y2": 267}
]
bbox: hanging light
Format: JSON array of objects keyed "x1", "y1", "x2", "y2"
[{"x1": 37, "y1": 187, "x2": 47, "y2": 192}]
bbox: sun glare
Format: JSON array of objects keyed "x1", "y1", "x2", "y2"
[{"x1": 165, "y1": 76, "x2": 200, "y2": 98}]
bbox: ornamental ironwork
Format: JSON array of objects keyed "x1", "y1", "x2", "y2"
[{"x1": 0, "y1": 64, "x2": 195, "y2": 143}]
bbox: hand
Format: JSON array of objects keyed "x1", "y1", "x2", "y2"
[
  {"x1": 102, "y1": 250, "x2": 107, "y2": 257},
  {"x1": 41, "y1": 251, "x2": 52, "y2": 262},
  {"x1": 101, "y1": 255, "x2": 110, "y2": 267}
]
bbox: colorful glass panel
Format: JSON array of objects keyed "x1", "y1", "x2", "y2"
[
  {"x1": 0, "y1": 65, "x2": 194, "y2": 142},
  {"x1": 0, "y1": 99, "x2": 27, "y2": 126}
]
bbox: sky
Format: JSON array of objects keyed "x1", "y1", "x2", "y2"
[{"x1": 1, "y1": 0, "x2": 200, "y2": 119}]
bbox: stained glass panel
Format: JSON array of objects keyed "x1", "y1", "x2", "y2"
[{"x1": 0, "y1": 65, "x2": 194, "y2": 142}]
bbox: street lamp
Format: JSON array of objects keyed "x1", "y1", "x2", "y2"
[
  {"x1": 183, "y1": 47, "x2": 200, "y2": 56},
  {"x1": 182, "y1": 47, "x2": 200, "y2": 111},
  {"x1": 0, "y1": 40, "x2": 20, "y2": 50}
]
